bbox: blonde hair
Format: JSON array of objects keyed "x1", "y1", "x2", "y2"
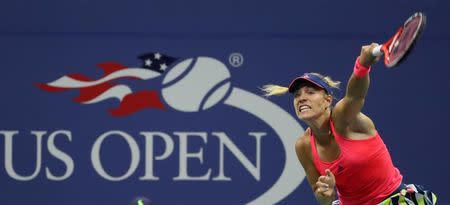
[{"x1": 261, "y1": 73, "x2": 341, "y2": 97}]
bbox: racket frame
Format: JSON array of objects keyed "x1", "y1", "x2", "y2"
[{"x1": 371, "y1": 12, "x2": 426, "y2": 68}]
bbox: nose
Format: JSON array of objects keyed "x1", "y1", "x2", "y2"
[
  {"x1": 298, "y1": 97, "x2": 307, "y2": 104},
  {"x1": 295, "y1": 93, "x2": 307, "y2": 104}
]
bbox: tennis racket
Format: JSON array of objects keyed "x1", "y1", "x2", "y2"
[{"x1": 372, "y1": 12, "x2": 427, "y2": 68}]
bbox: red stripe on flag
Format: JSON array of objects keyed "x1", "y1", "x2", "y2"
[
  {"x1": 67, "y1": 73, "x2": 91, "y2": 81},
  {"x1": 34, "y1": 74, "x2": 91, "y2": 92},
  {"x1": 97, "y1": 62, "x2": 127, "y2": 77},
  {"x1": 74, "y1": 83, "x2": 115, "y2": 103},
  {"x1": 109, "y1": 90, "x2": 165, "y2": 116},
  {"x1": 34, "y1": 82, "x2": 69, "y2": 92},
  {"x1": 69, "y1": 73, "x2": 117, "y2": 103}
]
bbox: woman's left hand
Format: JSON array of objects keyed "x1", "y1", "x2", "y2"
[{"x1": 315, "y1": 169, "x2": 336, "y2": 197}]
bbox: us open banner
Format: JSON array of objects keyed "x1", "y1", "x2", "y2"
[
  {"x1": 0, "y1": 1, "x2": 447, "y2": 205},
  {"x1": 1, "y1": 46, "x2": 312, "y2": 204}
]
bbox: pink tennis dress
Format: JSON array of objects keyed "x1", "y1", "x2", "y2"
[{"x1": 310, "y1": 120, "x2": 403, "y2": 205}]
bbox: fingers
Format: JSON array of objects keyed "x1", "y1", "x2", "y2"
[
  {"x1": 315, "y1": 170, "x2": 337, "y2": 197},
  {"x1": 318, "y1": 175, "x2": 326, "y2": 182},
  {"x1": 325, "y1": 169, "x2": 335, "y2": 179},
  {"x1": 362, "y1": 43, "x2": 379, "y2": 50},
  {"x1": 360, "y1": 42, "x2": 380, "y2": 67},
  {"x1": 315, "y1": 181, "x2": 330, "y2": 193},
  {"x1": 369, "y1": 42, "x2": 380, "y2": 49},
  {"x1": 318, "y1": 175, "x2": 329, "y2": 185},
  {"x1": 319, "y1": 169, "x2": 336, "y2": 187},
  {"x1": 362, "y1": 43, "x2": 379, "y2": 56},
  {"x1": 325, "y1": 169, "x2": 333, "y2": 177},
  {"x1": 317, "y1": 173, "x2": 332, "y2": 187},
  {"x1": 316, "y1": 181, "x2": 329, "y2": 189}
]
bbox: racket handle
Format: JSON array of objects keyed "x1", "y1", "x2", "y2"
[{"x1": 372, "y1": 45, "x2": 383, "y2": 57}]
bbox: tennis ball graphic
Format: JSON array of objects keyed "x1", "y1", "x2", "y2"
[{"x1": 161, "y1": 57, "x2": 231, "y2": 112}]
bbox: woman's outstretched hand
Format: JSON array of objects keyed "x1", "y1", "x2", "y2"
[{"x1": 359, "y1": 43, "x2": 381, "y2": 67}]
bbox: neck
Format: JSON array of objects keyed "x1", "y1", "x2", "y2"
[{"x1": 307, "y1": 109, "x2": 332, "y2": 143}]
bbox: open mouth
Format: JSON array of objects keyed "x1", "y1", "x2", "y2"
[{"x1": 298, "y1": 105, "x2": 311, "y2": 113}]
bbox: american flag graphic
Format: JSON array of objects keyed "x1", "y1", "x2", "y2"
[{"x1": 36, "y1": 52, "x2": 178, "y2": 117}]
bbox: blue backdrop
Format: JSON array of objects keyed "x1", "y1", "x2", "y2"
[{"x1": 1, "y1": 0, "x2": 448, "y2": 204}]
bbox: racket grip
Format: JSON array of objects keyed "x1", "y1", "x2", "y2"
[{"x1": 372, "y1": 45, "x2": 383, "y2": 57}]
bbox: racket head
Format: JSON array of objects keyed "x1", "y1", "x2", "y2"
[{"x1": 382, "y1": 12, "x2": 427, "y2": 68}]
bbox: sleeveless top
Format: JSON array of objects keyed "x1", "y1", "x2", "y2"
[{"x1": 310, "y1": 120, "x2": 403, "y2": 205}]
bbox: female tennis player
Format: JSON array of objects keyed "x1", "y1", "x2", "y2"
[{"x1": 263, "y1": 43, "x2": 436, "y2": 205}]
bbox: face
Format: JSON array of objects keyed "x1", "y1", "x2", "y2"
[{"x1": 293, "y1": 84, "x2": 332, "y2": 122}]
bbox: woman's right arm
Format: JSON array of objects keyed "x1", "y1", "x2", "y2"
[
  {"x1": 332, "y1": 44, "x2": 380, "y2": 137},
  {"x1": 295, "y1": 135, "x2": 336, "y2": 205},
  {"x1": 333, "y1": 44, "x2": 379, "y2": 126}
]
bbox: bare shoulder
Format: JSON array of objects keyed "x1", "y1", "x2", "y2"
[
  {"x1": 295, "y1": 128, "x2": 320, "y2": 187},
  {"x1": 332, "y1": 110, "x2": 377, "y2": 138},
  {"x1": 295, "y1": 128, "x2": 312, "y2": 159},
  {"x1": 349, "y1": 112, "x2": 376, "y2": 133}
]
